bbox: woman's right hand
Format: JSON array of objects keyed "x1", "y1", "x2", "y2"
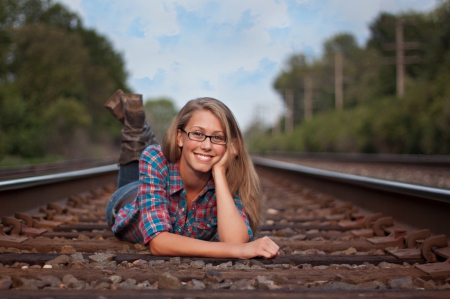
[{"x1": 237, "y1": 236, "x2": 280, "y2": 259}]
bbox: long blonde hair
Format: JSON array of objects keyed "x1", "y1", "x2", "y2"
[{"x1": 162, "y1": 98, "x2": 262, "y2": 234}]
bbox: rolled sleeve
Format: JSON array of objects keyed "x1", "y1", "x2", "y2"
[{"x1": 233, "y1": 194, "x2": 254, "y2": 240}]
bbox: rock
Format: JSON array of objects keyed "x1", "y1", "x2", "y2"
[
  {"x1": 149, "y1": 260, "x2": 165, "y2": 266},
  {"x1": 89, "y1": 253, "x2": 115, "y2": 264},
  {"x1": 137, "y1": 280, "x2": 154, "y2": 289},
  {"x1": 290, "y1": 234, "x2": 306, "y2": 241},
  {"x1": 190, "y1": 260, "x2": 205, "y2": 269},
  {"x1": 169, "y1": 257, "x2": 181, "y2": 265},
  {"x1": 389, "y1": 276, "x2": 413, "y2": 290},
  {"x1": 414, "y1": 278, "x2": 436, "y2": 290},
  {"x1": 256, "y1": 276, "x2": 283, "y2": 290},
  {"x1": 62, "y1": 274, "x2": 78, "y2": 285},
  {"x1": 125, "y1": 278, "x2": 137, "y2": 285},
  {"x1": 134, "y1": 243, "x2": 147, "y2": 251},
  {"x1": 68, "y1": 262, "x2": 86, "y2": 269},
  {"x1": 323, "y1": 282, "x2": 357, "y2": 290},
  {"x1": 46, "y1": 255, "x2": 70, "y2": 266},
  {"x1": 313, "y1": 265, "x2": 328, "y2": 270},
  {"x1": 281, "y1": 246, "x2": 292, "y2": 254},
  {"x1": 423, "y1": 280, "x2": 437, "y2": 290},
  {"x1": 217, "y1": 261, "x2": 232, "y2": 270},
  {"x1": 60, "y1": 245, "x2": 76, "y2": 254},
  {"x1": 93, "y1": 281, "x2": 111, "y2": 290},
  {"x1": 132, "y1": 259, "x2": 148, "y2": 269},
  {"x1": 342, "y1": 247, "x2": 357, "y2": 255},
  {"x1": 114, "y1": 282, "x2": 139, "y2": 290},
  {"x1": 38, "y1": 275, "x2": 62, "y2": 287},
  {"x1": 11, "y1": 262, "x2": 29, "y2": 269},
  {"x1": 185, "y1": 279, "x2": 206, "y2": 290},
  {"x1": 12, "y1": 277, "x2": 46, "y2": 289},
  {"x1": 68, "y1": 280, "x2": 87, "y2": 290},
  {"x1": 234, "y1": 263, "x2": 251, "y2": 270},
  {"x1": 266, "y1": 208, "x2": 279, "y2": 215},
  {"x1": 334, "y1": 274, "x2": 345, "y2": 282},
  {"x1": 77, "y1": 234, "x2": 90, "y2": 241},
  {"x1": 109, "y1": 275, "x2": 122, "y2": 284},
  {"x1": 439, "y1": 283, "x2": 450, "y2": 290},
  {"x1": 304, "y1": 281, "x2": 327, "y2": 289},
  {"x1": 230, "y1": 279, "x2": 256, "y2": 290},
  {"x1": 414, "y1": 277, "x2": 426, "y2": 288},
  {"x1": 304, "y1": 248, "x2": 326, "y2": 255},
  {"x1": 299, "y1": 264, "x2": 313, "y2": 270},
  {"x1": 378, "y1": 262, "x2": 398, "y2": 269},
  {"x1": 70, "y1": 252, "x2": 86, "y2": 263},
  {"x1": 275, "y1": 230, "x2": 287, "y2": 237},
  {"x1": 30, "y1": 265, "x2": 42, "y2": 269},
  {"x1": 207, "y1": 280, "x2": 233, "y2": 289},
  {"x1": 357, "y1": 281, "x2": 386, "y2": 290},
  {"x1": 43, "y1": 265, "x2": 52, "y2": 269},
  {"x1": 121, "y1": 244, "x2": 130, "y2": 253},
  {"x1": 257, "y1": 280, "x2": 281, "y2": 290},
  {"x1": 0, "y1": 277, "x2": 12, "y2": 290},
  {"x1": 373, "y1": 249, "x2": 385, "y2": 255},
  {"x1": 158, "y1": 272, "x2": 181, "y2": 290},
  {"x1": 204, "y1": 270, "x2": 224, "y2": 283}
]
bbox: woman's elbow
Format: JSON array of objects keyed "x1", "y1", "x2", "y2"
[{"x1": 149, "y1": 238, "x2": 164, "y2": 255}]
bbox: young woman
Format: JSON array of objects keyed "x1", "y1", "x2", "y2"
[{"x1": 105, "y1": 91, "x2": 279, "y2": 259}]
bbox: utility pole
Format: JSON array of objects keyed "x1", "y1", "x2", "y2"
[
  {"x1": 272, "y1": 107, "x2": 281, "y2": 136},
  {"x1": 383, "y1": 18, "x2": 420, "y2": 98},
  {"x1": 304, "y1": 75, "x2": 312, "y2": 120},
  {"x1": 335, "y1": 52, "x2": 343, "y2": 110},
  {"x1": 396, "y1": 19, "x2": 404, "y2": 98},
  {"x1": 284, "y1": 89, "x2": 294, "y2": 133}
]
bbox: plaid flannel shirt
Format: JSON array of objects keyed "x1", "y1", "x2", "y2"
[{"x1": 112, "y1": 145, "x2": 253, "y2": 245}]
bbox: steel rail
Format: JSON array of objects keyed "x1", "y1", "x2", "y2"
[
  {"x1": 0, "y1": 164, "x2": 118, "y2": 191},
  {"x1": 259, "y1": 151, "x2": 450, "y2": 166},
  {"x1": 0, "y1": 164, "x2": 118, "y2": 217},
  {"x1": 252, "y1": 156, "x2": 450, "y2": 238},
  {"x1": 252, "y1": 157, "x2": 450, "y2": 204}
]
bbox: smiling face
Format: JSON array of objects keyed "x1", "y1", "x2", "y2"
[{"x1": 177, "y1": 109, "x2": 227, "y2": 180}]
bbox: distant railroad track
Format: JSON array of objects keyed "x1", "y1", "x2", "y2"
[{"x1": 0, "y1": 156, "x2": 449, "y2": 297}]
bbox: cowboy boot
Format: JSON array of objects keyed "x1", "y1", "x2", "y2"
[
  {"x1": 119, "y1": 93, "x2": 158, "y2": 165},
  {"x1": 104, "y1": 89, "x2": 125, "y2": 124}
]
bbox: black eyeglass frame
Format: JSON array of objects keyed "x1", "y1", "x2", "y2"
[{"x1": 180, "y1": 129, "x2": 227, "y2": 145}]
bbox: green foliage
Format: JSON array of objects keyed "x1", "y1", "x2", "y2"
[
  {"x1": 250, "y1": 1, "x2": 450, "y2": 155},
  {"x1": 0, "y1": 0, "x2": 129, "y2": 162},
  {"x1": 144, "y1": 98, "x2": 178, "y2": 142}
]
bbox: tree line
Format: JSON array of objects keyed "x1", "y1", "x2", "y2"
[
  {"x1": 247, "y1": 1, "x2": 450, "y2": 155},
  {"x1": 0, "y1": 0, "x2": 130, "y2": 164}
]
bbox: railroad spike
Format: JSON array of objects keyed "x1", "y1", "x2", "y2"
[{"x1": 421, "y1": 234, "x2": 448, "y2": 263}]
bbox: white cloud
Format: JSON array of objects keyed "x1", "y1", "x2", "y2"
[{"x1": 55, "y1": 0, "x2": 437, "y2": 129}]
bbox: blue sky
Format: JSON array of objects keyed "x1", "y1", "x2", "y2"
[{"x1": 57, "y1": 0, "x2": 437, "y2": 130}]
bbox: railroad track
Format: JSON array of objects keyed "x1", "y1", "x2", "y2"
[{"x1": 0, "y1": 158, "x2": 449, "y2": 298}]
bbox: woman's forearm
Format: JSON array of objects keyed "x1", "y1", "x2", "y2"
[
  {"x1": 150, "y1": 232, "x2": 279, "y2": 259},
  {"x1": 212, "y1": 168, "x2": 249, "y2": 243}
]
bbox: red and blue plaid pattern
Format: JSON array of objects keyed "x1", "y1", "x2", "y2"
[{"x1": 112, "y1": 145, "x2": 253, "y2": 245}]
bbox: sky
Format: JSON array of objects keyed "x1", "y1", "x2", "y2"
[{"x1": 56, "y1": 0, "x2": 437, "y2": 130}]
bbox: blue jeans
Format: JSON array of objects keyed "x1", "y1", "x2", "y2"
[{"x1": 105, "y1": 161, "x2": 140, "y2": 227}]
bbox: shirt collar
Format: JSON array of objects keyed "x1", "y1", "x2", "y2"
[{"x1": 168, "y1": 160, "x2": 215, "y2": 196}]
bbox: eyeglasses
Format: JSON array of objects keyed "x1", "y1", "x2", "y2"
[{"x1": 181, "y1": 129, "x2": 227, "y2": 145}]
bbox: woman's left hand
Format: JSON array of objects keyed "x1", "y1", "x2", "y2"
[{"x1": 212, "y1": 142, "x2": 237, "y2": 174}]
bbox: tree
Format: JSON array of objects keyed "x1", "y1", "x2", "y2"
[
  {"x1": 144, "y1": 98, "x2": 178, "y2": 142},
  {"x1": 0, "y1": 0, "x2": 130, "y2": 161}
]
